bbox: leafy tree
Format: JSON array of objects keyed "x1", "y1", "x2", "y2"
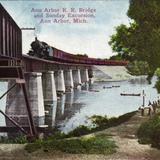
[
  {"x1": 109, "y1": 0, "x2": 160, "y2": 81},
  {"x1": 127, "y1": 0, "x2": 160, "y2": 73},
  {"x1": 109, "y1": 23, "x2": 137, "y2": 62}
]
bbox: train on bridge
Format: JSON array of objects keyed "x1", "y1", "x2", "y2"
[
  {"x1": 0, "y1": 2, "x2": 128, "y2": 67},
  {"x1": 28, "y1": 37, "x2": 128, "y2": 66}
]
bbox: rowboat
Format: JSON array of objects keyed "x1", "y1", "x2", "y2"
[{"x1": 120, "y1": 93, "x2": 141, "y2": 96}]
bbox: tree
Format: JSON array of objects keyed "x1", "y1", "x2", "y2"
[
  {"x1": 109, "y1": 23, "x2": 137, "y2": 61},
  {"x1": 109, "y1": 0, "x2": 160, "y2": 80}
]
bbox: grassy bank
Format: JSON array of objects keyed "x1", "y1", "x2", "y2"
[
  {"x1": 25, "y1": 134, "x2": 117, "y2": 154},
  {"x1": 1, "y1": 110, "x2": 159, "y2": 160},
  {"x1": 24, "y1": 111, "x2": 137, "y2": 154},
  {"x1": 67, "y1": 111, "x2": 137, "y2": 137}
]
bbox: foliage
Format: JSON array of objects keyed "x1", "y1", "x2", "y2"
[
  {"x1": 109, "y1": 0, "x2": 160, "y2": 79},
  {"x1": 67, "y1": 111, "x2": 137, "y2": 137},
  {"x1": 126, "y1": 61, "x2": 150, "y2": 75},
  {"x1": 0, "y1": 135, "x2": 28, "y2": 144},
  {"x1": 90, "y1": 111, "x2": 137, "y2": 129},
  {"x1": 155, "y1": 68, "x2": 160, "y2": 78},
  {"x1": 67, "y1": 125, "x2": 92, "y2": 137},
  {"x1": 109, "y1": 23, "x2": 137, "y2": 62},
  {"x1": 25, "y1": 135, "x2": 117, "y2": 154},
  {"x1": 109, "y1": 54, "x2": 123, "y2": 61},
  {"x1": 137, "y1": 114, "x2": 160, "y2": 148},
  {"x1": 154, "y1": 68, "x2": 160, "y2": 93}
]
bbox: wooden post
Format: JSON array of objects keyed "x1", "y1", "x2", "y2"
[{"x1": 142, "y1": 90, "x2": 145, "y2": 107}]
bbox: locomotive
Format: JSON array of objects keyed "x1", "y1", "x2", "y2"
[
  {"x1": 28, "y1": 37, "x2": 53, "y2": 58},
  {"x1": 27, "y1": 37, "x2": 128, "y2": 66}
]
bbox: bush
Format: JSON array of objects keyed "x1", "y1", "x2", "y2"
[
  {"x1": 90, "y1": 111, "x2": 137, "y2": 129},
  {"x1": 25, "y1": 135, "x2": 117, "y2": 154},
  {"x1": 137, "y1": 114, "x2": 160, "y2": 148},
  {"x1": 68, "y1": 125, "x2": 92, "y2": 137}
]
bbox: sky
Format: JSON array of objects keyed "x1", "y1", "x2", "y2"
[{"x1": 0, "y1": 0, "x2": 130, "y2": 58}]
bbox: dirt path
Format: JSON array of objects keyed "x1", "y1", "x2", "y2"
[{"x1": 0, "y1": 111, "x2": 160, "y2": 160}]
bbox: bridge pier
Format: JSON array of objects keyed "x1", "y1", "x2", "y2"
[
  {"x1": 72, "y1": 69, "x2": 82, "y2": 88},
  {"x1": 42, "y1": 71, "x2": 57, "y2": 103},
  {"x1": 64, "y1": 69, "x2": 74, "y2": 92},
  {"x1": 6, "y1": 80, "x2": 27, "y2": 126},
  {"x1": 6, "y1": 72, "x2": 45, "y2": 127},
  {"x1": 26, "y1": 72, "x2": 45, "y2": 120},
  {"x1": 55, "y1": 70, "x2": 65, "y2": 94},
  {"x1": 80, "y1": 69, "x2": 89, "y2": 84}
]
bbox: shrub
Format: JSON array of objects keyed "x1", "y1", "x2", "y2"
[
  {"x1": 68, "y1": 125, "x2": 92, "y2": 137},
  {"x1": 90, "y1": 111, "x2": 137, "y2": 129},
  {"x1": 137, "y1": 114, "x2": 160, "y2": 148}
]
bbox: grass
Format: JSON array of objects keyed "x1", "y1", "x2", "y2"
[
  {"x1": 25, "y1": 134, "x2": 117, "y2": 154},
  {"x1": 67, "y1": 111, "x2": 137, "y2": 137},
  {"x1": 0, "y1": 135, "x2": 28, "y2": 144}
]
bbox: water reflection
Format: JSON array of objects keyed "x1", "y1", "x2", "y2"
[
  {"x1": 81, "y1": 84, "x2": 89, "y2": 91},
  {"x1": 55, "y1": 95, "x2": 66, "y2": 121},
  {"x1": 53, "y1": 91, "x2": 85, "y2": 128},
  {"x1": 45, "y1": 101, "x2": 57, "y2": 127}
]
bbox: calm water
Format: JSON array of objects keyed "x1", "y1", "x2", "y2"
[
  {"x1": 0, "y1": 76, "x2": 159, "y2": 133},
  {"x1": 47, "y1": 76, "x2": 160, "y2": 133}
]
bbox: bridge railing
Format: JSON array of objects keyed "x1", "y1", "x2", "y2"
[
  {"x1": 0, "y1": 3, "x2": 22, "y2": 59},
  {"x1": 0, "y1": 58, "x2": 22, "y2": 66}
]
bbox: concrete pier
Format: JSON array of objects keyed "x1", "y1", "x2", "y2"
[
  {"x1": 26, "y1": 72, "x2": 45, "y2": 122},
  {"x1": 6, "y1": 80, "x2": 27, "y2": 126},
  {"x1": 72, "y1": 69, "x2": 82, "y2": 88},
  {"x1": 6, "y1": 72, "x2": 45, "y2": 126},
  {"x1": 81, "y1": 69, "x2": 89, "y2": 84},
  {"x1": 55, "y1": 70, "x2": 65, "y2": 93},
  {"x1": 64, "y1": 69, "x2": 74, "y2": 92},
  {"x1": 42, "y1": 71, "x2": 57, "y2": 102}
]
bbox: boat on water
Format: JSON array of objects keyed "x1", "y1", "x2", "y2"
[
  {"x1": 103, "y1": 86, "x2": 112, "y2": 89},
  {"x1": 112, "y1": 85, "x2": 120, "y2": 88},
  {"x1": 120, "y1": 93, "x2": 141, "y2": 96},
  {"x1": 89, "y1": 89, "x2": 100, "y2": 92}
]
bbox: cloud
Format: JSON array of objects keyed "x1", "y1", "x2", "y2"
[{"x1": 0, "y1": 0, "x2": 130, "y2": 58}]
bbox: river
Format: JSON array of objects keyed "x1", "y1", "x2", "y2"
[
  {"x1": 0, "y1": 76, "x2": 159, "y2": 134},
  {"x1": 47, "y1": 76, "x2": 159, "y2": 133}
]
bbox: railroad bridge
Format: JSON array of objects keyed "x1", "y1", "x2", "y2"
[{"x1": 0, "y1": 4, "x2": 127, "y2": 138}]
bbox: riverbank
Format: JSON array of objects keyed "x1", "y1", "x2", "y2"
[{"x1": 0, "y1": 110, "x2": 160, "y2": 160}]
